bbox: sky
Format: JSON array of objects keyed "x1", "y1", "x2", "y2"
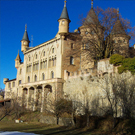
[{"x1": 0, "y1": 0, "x2": 135, "y2": 89}]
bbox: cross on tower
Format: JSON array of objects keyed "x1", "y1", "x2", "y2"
[
  {"x1": 25, "y1": 24, "x2": 27, "y2": 31},
  {"x1": 117, "y1": 8, "x2": 119, "y2": 14},
  {"x1": 91, "y1": 0, "x2": 93, "y2": 9},
  {"x1": 117, "y1": 8, "x2": 119, "y2": 19},
  {"x1": 64, "y1": 0, "x2": 67, "y2": 7}
]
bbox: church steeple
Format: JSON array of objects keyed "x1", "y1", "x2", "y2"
[
  {"x1": 58, "y1": 0, "x2": 71, "y2": 34},
  {"x1": 21, "y1": 24, "x2": 30, "y2": 53}
]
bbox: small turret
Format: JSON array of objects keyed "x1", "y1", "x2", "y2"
[
  {"x1": 15, "y1": 50, "x2": 21, "y2": 69},
  {"x1": 3, "y1": 78, "x2": 9, "y2": 85},
  {"x1": 58, "y1": 0, "x2": 71, "y2": 35},
  {"x1": 84, "y1": 0, "x2": 100, "y2": 26},
  {"x1": 21, "y1": 24, "x2": 30, "y2": 53},
  {"x1": 111, "y1": 8, "x2": 130, "y2": 56}
]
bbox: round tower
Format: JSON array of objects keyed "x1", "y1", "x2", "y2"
[
  {"x1": 21, "y1": 24, "x2": 30, "y2": 53},
  {"x1": 110, "y1": 8, "x2": 130, "y2": 57},
  {"x1": 58, "y1": 0, "x2": 71, "y2": 35},
  {"x1": 15, "y1": 50, "x2": 21, "y2": 69}
]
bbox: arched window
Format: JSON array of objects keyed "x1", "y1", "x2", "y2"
[
  {"x1": 42, "y1": 73, "x2": 45, "y2": 80},
  {"x1": 43, "y1": 51, "x2": 45, "y2": 56},
  {"x1": 29, "y1": 56, "x2": 31, "y2": 61},
  {"x1": 28, "y1": 76, "x2": 30, "y2": 83},
  {"x1": 52, "y1": 48, "x2": 54, "y2": 53},
  {"x1": 70, "y1": 56, "x2": 74, "y2": 65},
  {"x1": 35, "y1": 75, "x2": 37, "y2": 82},
  {"x1": 19, "y1": 80, "x2": 21, "y2": 85},
  {"x1": 35, "y1": 54, "x2": 37, "y2": 59},
  {"x1": 51, "y1": 71, "x2": 54, "y2": 78}
]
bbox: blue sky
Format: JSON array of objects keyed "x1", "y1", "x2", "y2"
[{"x1": 1, "y1": 0, "x2": 135, "y2": 89}]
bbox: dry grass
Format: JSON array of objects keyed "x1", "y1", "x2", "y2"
[
  {"x1": 0, "y1": 121, "x2": 103, "y2": 135},
  {"x1": 0, "y1": 111, "x2": 135, "y2": 135}
]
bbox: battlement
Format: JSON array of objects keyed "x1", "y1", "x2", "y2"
[
  {"x1": 64, "y1": 59, "x2": 118, "y2": 80},
  {"x1": 64, "y1": 68, "x2": 97, "y2": 80}
]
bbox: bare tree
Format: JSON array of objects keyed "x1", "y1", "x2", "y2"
[
  {"x1": 100, "y1": 73, "x2": 135, "y2": 128},
  {"x1": 0, "y1": 88, "x2": 5, "y2": 99},
  {"x1": 70, "y1": 7, "x2": 135, "y2": 64}
]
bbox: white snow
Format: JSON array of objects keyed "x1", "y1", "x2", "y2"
[{"x1": 0, "y1": 131, "x2": 40, "y2": 135}]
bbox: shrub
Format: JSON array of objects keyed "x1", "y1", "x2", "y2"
[
  {"x1": 110, "y1": 54, "x2": 124, "y2": 66},
  {"x1": 110, "y1": 54, "x2": 135, "y2": 74},
  {"x1": 118, "y1": 66, "x2": 125, "y2": 74},
  {"x1": 55, "y1": 98, "x2": 72, "y2": 117}
]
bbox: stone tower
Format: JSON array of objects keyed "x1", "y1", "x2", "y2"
[
  {"x1": 58, "y1": 0, "x2": 71, "y2": 35},
  {"x1": 21, "y1": 24, "x2": 30, "y2": 53},
  {"x1": 78, "y1": 0, "x2": 104, "y2": 69},
  {"x1": 110, "y1": 9, "x2": 130, "y2": 57},
  {"x1": 15, "y1": 51, "x2": 21, "y2": 69}
]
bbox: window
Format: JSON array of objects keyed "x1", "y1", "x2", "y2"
[
  {"x1": 34, "y1": 75, "x2": 37, "y2": 82},
  {"x1": 70, "y1": 56, "x2": 74, "y2": 65},
  {"x1": 13, "y1": 82, "x2": 15, "y2": 87},
  {"x1": 49, "y1": 59, "x2": 51, "y2": 67},
  {"x1": 35, "y1": 54, "x2": 37, "y2": 59},
  {"x1": 19, "y1": 80, "x2": 21, "y2": 85},
  {"x1": 8, "y1": 83, "x2": 11, "y2": 88},
  {"x1": 91, "y1": 30, "x2": 94, "y2": 35},
  {"x1": 36, "y1": 63, "x2": 39, "y2": 70},
  {"x1": 45, "y1": 61, "x2": 47, "y2": 68},
  {"x1": 71, "y1": 43, "x2": 74, "y2": 49},
  {"x1": 62, "y1": 20, "x2": 65, "y2": 25},
  {"x1": 118, "y1": 40, "x2": 122, "y2": 43},
  {"x1": 85, "y1": 31, "x2": 88, "y2": 35},
  {"x1": 29, "y1": 56, "x2": 31, "y2": 61},
  {"x1": 51, "y1": 71, "x2": 54, "y2": 78},
  {"x1": 43, "y1": 61, "x2": 45, "y2": 68},
  {"x1": 33, "y1": 63, "x2": 39, "y2": 71},
  {"x1": 43, "y1": 51, "x2": 45, "y2": 56},
  {"x1": 40, "y1": 62, "x2": 42, "y2": 69},
  {"x1": 42, "y1": 73, "x2": 45, "y2": 80},
  {"x1": 123, "y1": 39, "x2": 126, "y2": 43},
  {"x1": 52, "y1": 58, "x2": 56, "y2": 66},
  {"x1": 28, "y1": 76, "x2": 30, "y2": 83},
  {"x1": 52, "y1": 48, "x2": 54, "y2": 53},
  {"x1": 52, "y1": 59, "x2": 55, "y2": 66}
]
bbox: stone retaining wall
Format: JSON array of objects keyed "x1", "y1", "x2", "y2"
[{"x1": 40, "y1": 115, "x2": 73, "y2": 126}]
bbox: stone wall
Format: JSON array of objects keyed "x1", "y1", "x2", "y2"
[
  {"x1": 63, "y1": 71, "x2": 105, "y2": 115},
  {"x1": 40, "y1": 115, "x2": 73, "y2": 126},
  {"x1": 63, "y1": 59, "x2": 133, "y2": 116}
]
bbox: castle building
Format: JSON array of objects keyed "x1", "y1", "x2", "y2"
[{"x1": 3, "y1": 1, "x2": 131, "y2": 112}]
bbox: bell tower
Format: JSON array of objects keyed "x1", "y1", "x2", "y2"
[
  {"x1": 21, "y1": 24, "x2": 30, "y2": 53},
  {"x1": 58, "y1": 0, "x2": 71, "y2": 35}
]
